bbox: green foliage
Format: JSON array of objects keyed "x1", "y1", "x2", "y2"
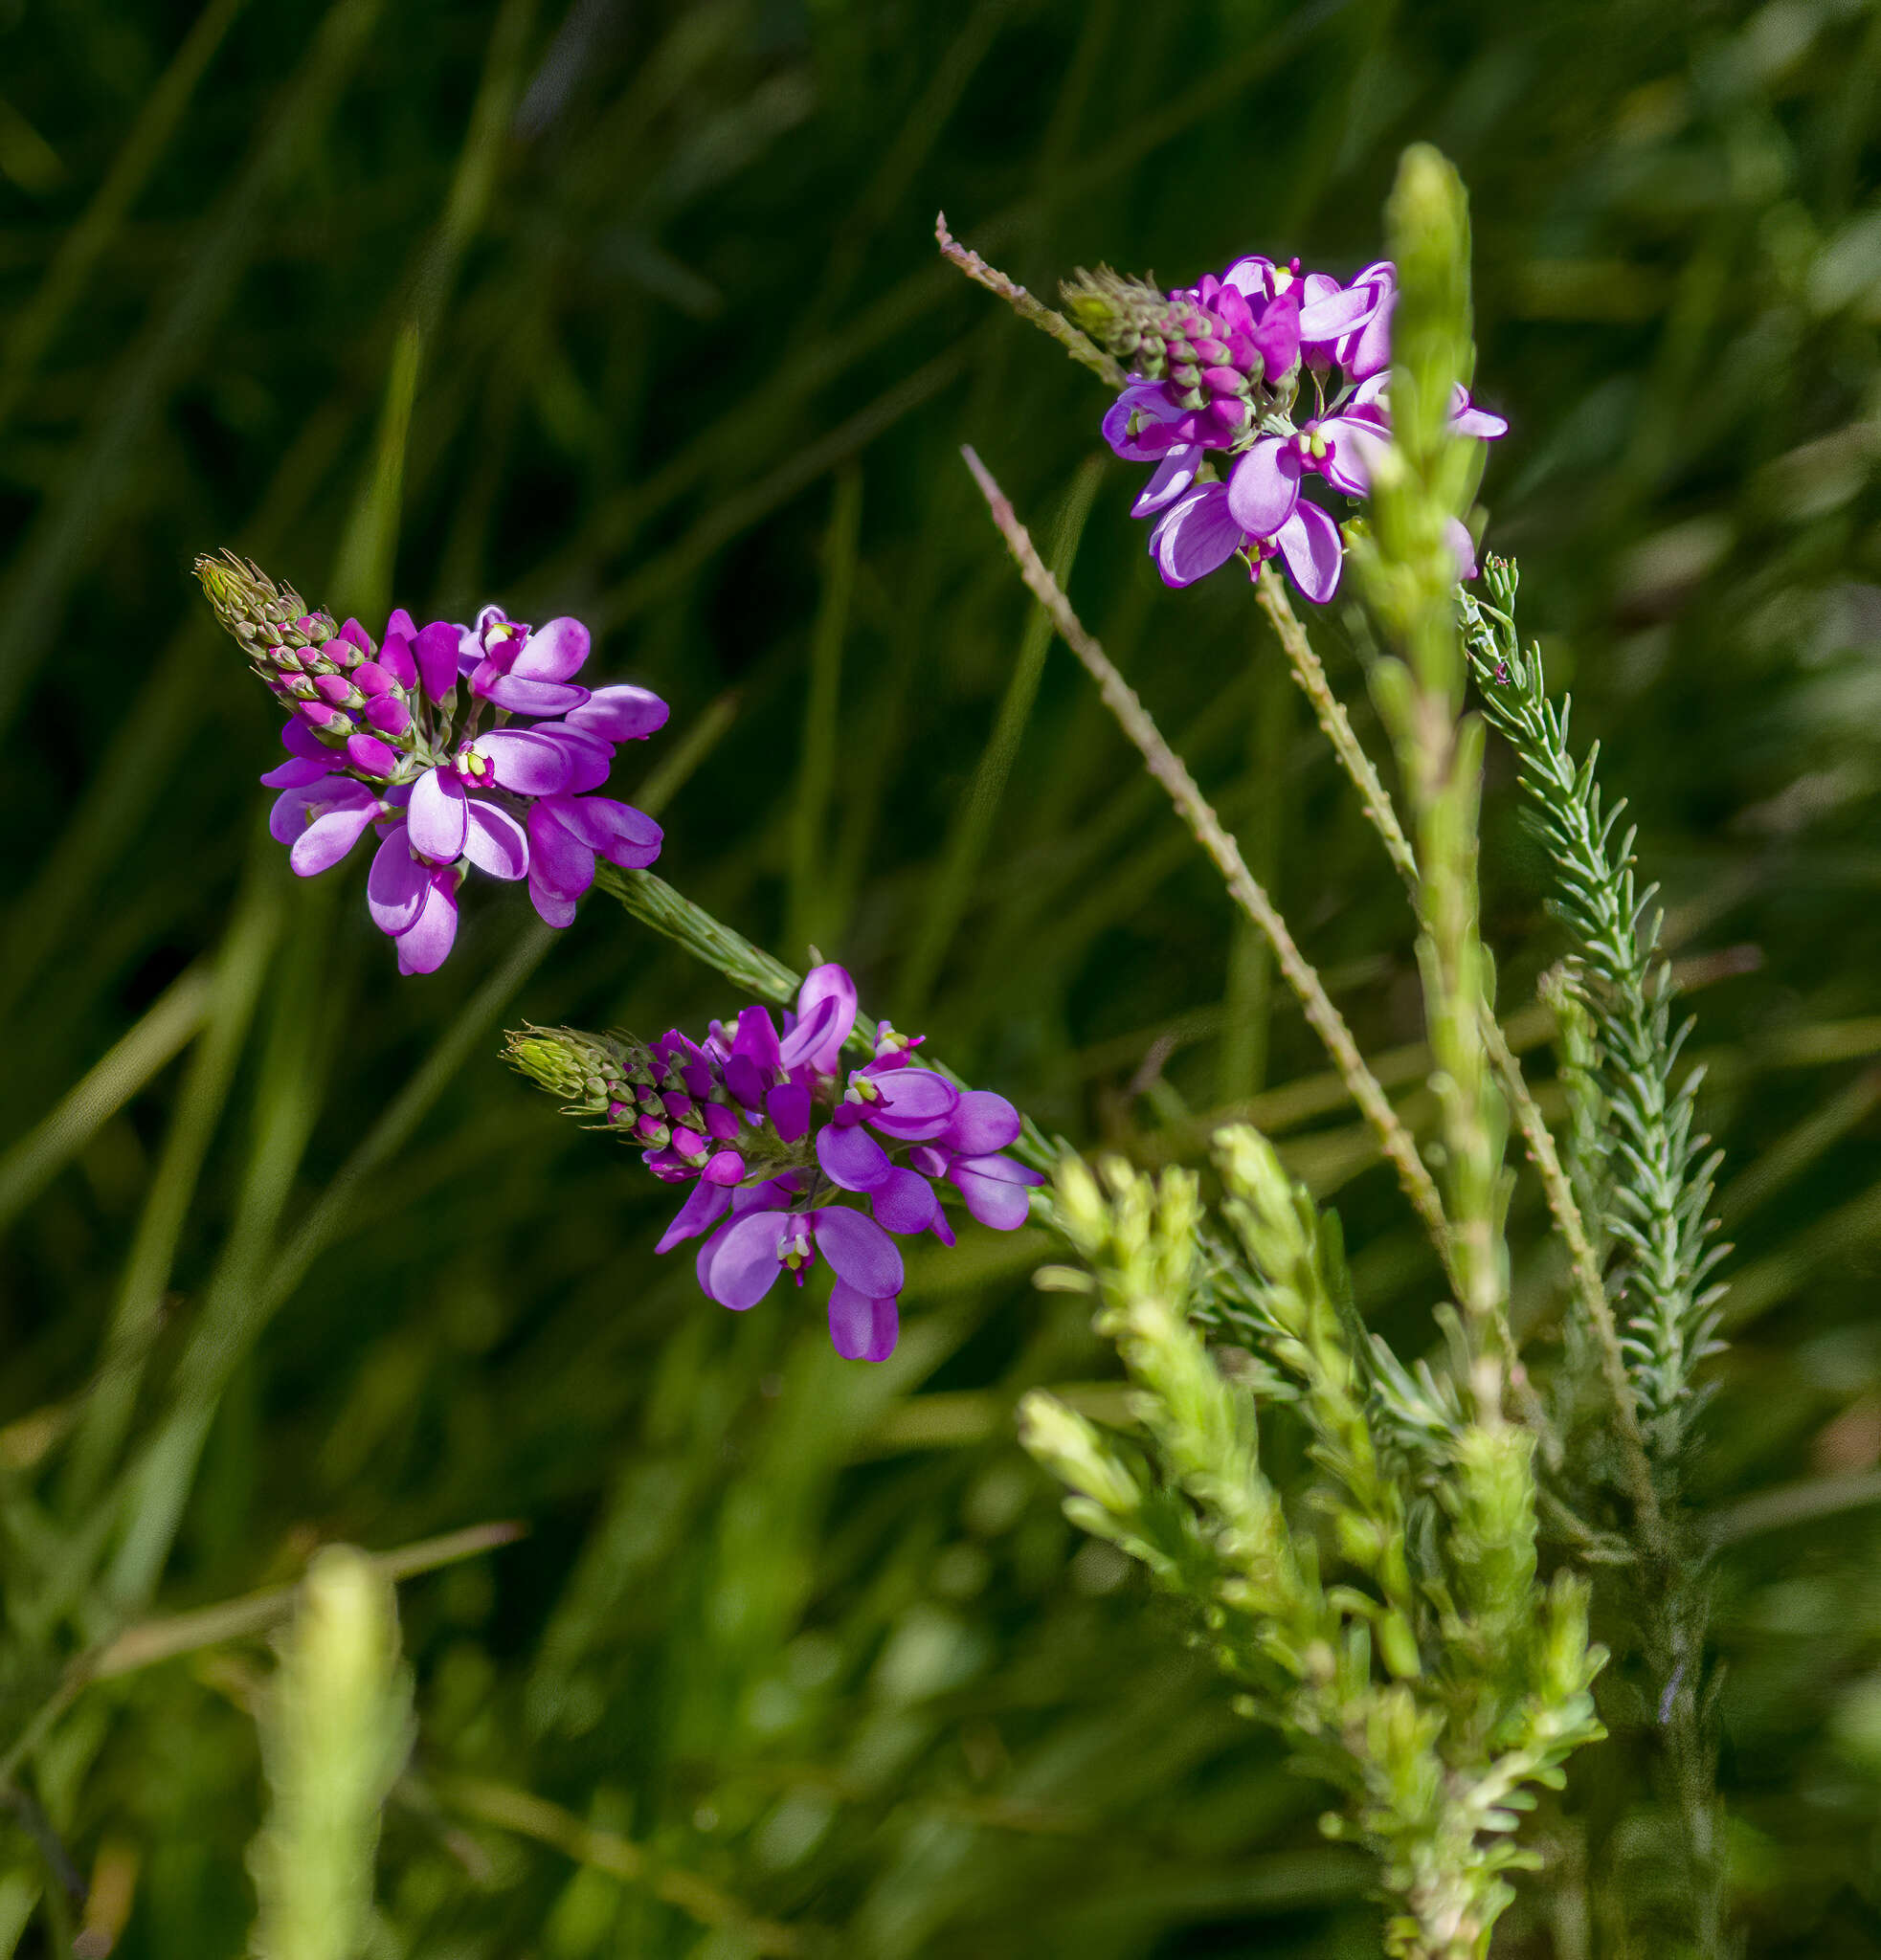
[
  {"x1": 1024, "y1": 1140, "x2": 1604, "y2": 1959},
  {"x1": 1462, "y1": 566, "x2": 1727, "y2": 1469},
  {"x1": 5, "y1": 1, "x2": 1881, "y2": 1955}
]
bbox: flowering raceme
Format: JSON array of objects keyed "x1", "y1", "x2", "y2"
[
  {"x1": 506, "y1": 964, "x2": 1043, "y2": 1361},
  {"x1": 195, "y1": 556, "x2": 666, "y2": 973},
  {"x1": 1064, "y1": 255, "x2": 1506, "y2": 599}
]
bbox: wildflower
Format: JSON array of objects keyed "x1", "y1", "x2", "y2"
[
  {"x1": 1087, "y1": 249, "x2": 1506, "y2": 601},
  {"x1": 505, "y1": 965, "x2": 1043, "y2": 1362},
  {"x1": 196, "y1": 555, "x2": 667, "y2": 972}
]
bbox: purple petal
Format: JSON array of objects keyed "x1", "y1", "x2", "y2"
[
  {"x1": 1339, "y1": 290, "x2": 1395, "y2": 381},
  {"x1": 472, "y1": 668, "x2": 590, "y2": 717},
  {"x1": 862, "y1": 1066, "x2": 958, "y2": 1141},
  {"x1": 473, "y1": 728, "x2": 573, "y2": 795},
  {"x1": 527, "y1": 867, "x2": 579, "y2": 928},
  {"x1": 816, "y1": 1123, "x2": 891, "y2": 1192},
  {"x1": 549, "y1": 794, "x2": 663, "y2": 868},
  {"x1": 1248, "y1": 288, "x2": 1302, "y2": 376},
  {"x1": 733, "y1": 1006, "x2": 782, "y2": 1073},
  {"x1": 566, "y1": 684, "x2": 670, "y2": 743},
  {"x1": 1446, "y1": 516, "x2": 1480, "y2": 583},
  {"x1": 828, "y1": 1283, "x2": 899, "y2": 1363},
  {"x1": 363, "y1": 696, "x2": 412, "y2": 737},
  {"x1": 1220, "y1": 256, "x2": 1277, "y2": 301},
  {"x1": 510, "y1": 616, "x2": 591, "y2": 682},
  {"x1": 869, "y1": 1167, "x2": 946, "y2": 1236},
  {"x1": 1315, "y1": 414, "x2": 1381, "y2": 496},
  {"x1": 656, "y1": 1180, "x2": 732, "y2": 1253},
  {"x1": 767, "y1": 1081, "x2": 812, "y2": 1143},
  {"x1": 1275, "y1": 501, "x2": 1345, "y2": 604},
  {"x1": 703, "y1": 1149, "x2": 746, "y2": 1185},
  {"x1": 394, "y1": 875, "x2": 459, "y2": 975},
  {"x1": 379, "y1": 633, "x2": 418, "y2": 691},
  {"x1": 462, "y1": 799, "x2": 529, "y2": 880},
  {"x1": 280, "y1": 720, "x2": 327, "y2": 761},
  {"x1": 287, "y1": 793, "x2": 378, "y2": 876},
  {"x1": 809, "y1": 1207, "x2": 904, "y2": 1298},
  {"x1": 542, "y1": 725, "x2": 614, "y2": 793},
  {"x1": 781, "y1": 964, "x2": 858, "y2": 1073},
  {"x1": 725, "y1": 1054, "x2": 767, "y2": 1112},
  {"x1": 1150, "y1": 484, "x2": 1243, "y2": 589},
  {"x1": 1226, "y1": 437, "x2": 1302, "y2": 537},
  {"x1": 1102, "y1": 383, "x2": 1182, "y2": 461},
  {"x1": 367, "y1": 830, "x2": 428, "y2": 933},
  {"x1": 939, "y1": 1089, "x2": 1021, "y2": 1157},
  {"x1": 1131, "y1": 444, "x2": 1202, "y2": 518},
  {"x1": 950, "y1": 1158, "x2": 1037, "y2": 1231},
  {"x1": 260, "y1": 755, "x2": 332, "y2": 791},
  {"x1": 1298, "y1": 279, "x2": 1377, "y2": 341},
  {"x1": 346, "y1": 732, "x2": 401, "y2": 778},
  {"x1": 413, "y1": 621, "x2": 461, "y2": 702},
  {"x1": 1449, "y1": 385, "x2": 1508, "y2": 440},
  {"x1": 408, "y1": 767, "x2": 469, "y2": 861},
  {"x1": 526, "y1": 800, "x2": 596, "y2": 896},
  {"x1": 700, "y1": 1211, "x2": 790, "y2": 1309}
]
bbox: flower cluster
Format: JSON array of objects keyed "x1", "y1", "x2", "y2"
[
  {"x1": 1065, "y1": 256, "x2": 1505, "y2": 599},
  {"x1": 506, "y1": 964, "x2": 1043, "y2": 1361},
  {"x1": 195, "y1": 555, "x2": 666, "y2": 974}
]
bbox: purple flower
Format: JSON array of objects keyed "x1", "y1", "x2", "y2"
[
  {"x1": 245, "y1": 590, "x2": 669, "y2": 972},
  {"x1": 1101, "y1": 250, "x2": 1504, "y2": 602},
  {"x1": 568, "y1": 964, "x2": 1041, "y2": 1364}
]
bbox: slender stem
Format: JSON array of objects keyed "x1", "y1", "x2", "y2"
[
  {"x1": 961, "y1": 444, "x2": 1455, "y2": 1281},
  {"x1": 1483, "y1": 1013, "x2": 1666, "y2": 1554},
  {"x1": 1255, "y1": 566, "x2": 1418, "y2": 892}
]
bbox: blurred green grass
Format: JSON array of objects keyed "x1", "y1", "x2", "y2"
[{"x1": 4, "y1": 0, "x2": 1881, "y2": 1951}]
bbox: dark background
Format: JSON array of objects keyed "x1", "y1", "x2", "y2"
[{"x1": 4, "y1": 0, "x2": 1881, "y2": 1951}]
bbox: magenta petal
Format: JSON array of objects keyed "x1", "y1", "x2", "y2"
[
  {"x1": 656, "y1": 1181, "x2": 732, "y2": 1253},
  {"x1": 281, "y1": 719, "x2": 326, "y2": 761},
  {"x1": 816, "y1": 1123, "x2": 891, "y2": 1192},
  {"x1": 869, "y1": 1166, "x2": 943, "y2": 1236},
  {"x1": 701, "y1": 1210, "x2": 791, "y2": 1309},
  {"x1": 767, "y1": 1081, "x2": 812, "y2": 1143},
  {"x1": 1151, "y1": 484, "x2": 1243, "y2": 589},
  {"x1": 566, "y1": 683, "x2": 669, "y2": 743},
  {"x1": 550, "y1": 794, "x2": 662, "y2": 868},
  {"x1": 1298, "y1": 280, "x2": 1377, "y2": 341},
  {"x1": 408, "y1": 767, "x2": 469, "y2": 861},
  {"x1": 1316, "y1": 414, "x2": 1380, "y2": 496},
  {"x1": 367, "y1": 830, "x2": 427, "y2": 933},
  {"x1": 527, "y1": 867, "x2": 579, "y2": 927},
  {"x1": 1449, "y1": 386, "x2": 1508, "y2": 440},
  {"x1": 1276, "y1": 501, "x2": 1345, "y2": 604},
  {"x1": 782, "y1": 964, "x2": 858, "y2": 1073},
  {"x1": 475, "y1": 670, "x2": 590, "y2": 716},
  {"x1": 394, "y1": 875, "x2": 459, "y2": 975},
  {"x1": 703, "y1": 1149, "x2": 746, "y2": 1185},
  {"x1": 542, "y1": 725, "x2": 614, "y2": 793},
  {"x1": 725, "y1": 1054, "x2": 767, "y2": 1112},
  {"x1": 287, "y1": 794, "x2": 377, "y2": 876},
  {"x1": 261, "y1": 755, "x2": 332, "y2": 791},
  {"x1": 474, "y1": 727, "x2": 574, "y2": 795},
  {"x1": 1220, "y1": 256, "x2": 1276, "y2": 301},
  {"x1": 810, "y1": 1207, "x2": 904, "y2": 1298},
  {"x1": 1101, "y1": 382, "x2": 1182, "y2": 461},
  {"x1": 1445, "y1": 516, "x2": 1480, "y2": 582},
  {"x1": 511, "y1": 616, "x2": 590, "y2": 681},
  {"x1": 939, "y1": 1089, "x2": 1021, "y2": 1157},
  {"x1": 463, "y1": 799, "x2": 529, "y2": 880},
  {"x1": 733, "y1": 1006, "x2": 783, "y2": 1073},
  {"x1": 412, "y1": 621, "x2": 461, "y2": 702},
  {"x1": 828, "y1": 1282, "x2": 899, "y2": 1363},
  {"x1": 1131, "y1": 444, "x2": 1201, "y2": 518},
  {"x1": 950, "y1": 1160, "x2": 1035, "y2": 1231},
  {"x1": 346, "y1": 732, "x2": 401, "y2": 777},
  {"x1": 1226, "y1": 437, "x2": 1302, "y2": 537}
]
